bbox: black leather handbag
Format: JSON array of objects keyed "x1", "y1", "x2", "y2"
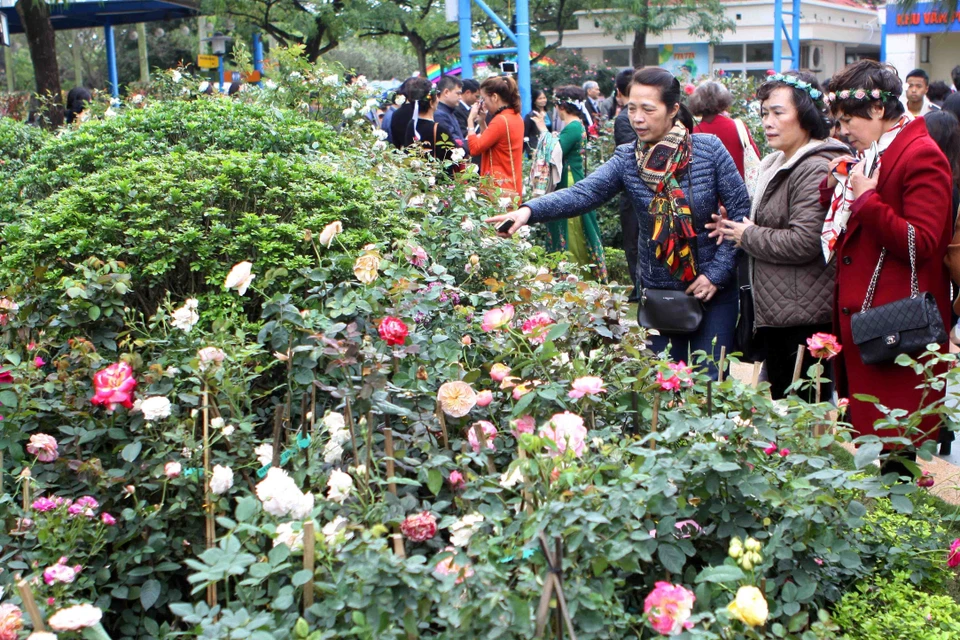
[
  {"x1": 850, "y1": 224, "x2": 947, "y2": 365},
  {"x1": 638, "y1": 288, "x2": 704, "y2": 335},
  {"x1": 735, "y1": 284, "x2": 758, "y2": 361}
]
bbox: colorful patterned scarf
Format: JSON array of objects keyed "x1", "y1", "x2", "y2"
[
  {"x1": 822, "y1": 114, "x2": 910, "y2": 262},
  {"x1": 636, "y1": 123, "x2": 697, "y2": 282}
]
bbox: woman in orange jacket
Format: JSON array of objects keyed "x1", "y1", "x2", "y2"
[{"x1": 466, "y1": 75, "x2": 525, "y2": 204}]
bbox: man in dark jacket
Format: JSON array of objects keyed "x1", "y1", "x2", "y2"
[
  {"x1": 435, "y1": 75, "x2": 465, "y2": 143},
  {"x1": 612, "y1": 68, "x2": 639, "y2": 300},
  {"x1": 455, "y1": 78, "x2": 479, "y2": 136}
]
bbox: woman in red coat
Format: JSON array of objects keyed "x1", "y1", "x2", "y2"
[
  {"x1": 820, "y1": 61, "x2": 952, "y2": 469},
  {"x1": 466, "y1": 75, "x2": 525, "y2": 206}
]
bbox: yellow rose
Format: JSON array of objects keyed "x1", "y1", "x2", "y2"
[
  {"x1": 727, "y1": 585, "x2": 768, "y2": 627},
  {"x1": 353, "y1": 252, "x2": 381, "y2": 284}
]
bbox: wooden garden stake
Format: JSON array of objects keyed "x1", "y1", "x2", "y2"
[
  {"x1": 751, "y1": 362, "x2": 762, "y2": 387},
  {"x1": 20, "y1": 467, "x2": 29, "y2": 513},
  {"x1": 472, "y1": 422, "x2": 497, "y2": 474},
  {"x1": 706, "y1": 380, "x2": 713, "y2": 417},
  {"x1": 392, "y1": 533, "x2": 407, "y2": 558},
  {"x1": 717, "y1": 346, "x2": 727, "y2": 383},
  {"x1": 436, "y1": 405, "x2": 449, "y2": 449},
  {"x1": 534, "y1": 533, "x2": 577, "y2": 640},
  {"x1": 791, "y1": 346, "x2": 805, "y2": 386},
  {"x1": 630, "y1": 392, "x2": 640, "y2": 435},
  {"x1": 302, "y1": 520, "x2": 315, "y2": 611},
  {"x1": 271, "y1": 405, "x2": 284, "y2": 468},
  {"x1": 650, "y1": 392, "x2": 660, "y2": 451},
  {"x1": 384, "y1": 428, "x2": 397, "y2": 496},
  {"x1": 17, "y1": 578, "x2": 46, "y2": 631},
  {"x1": 518, "y1": 448, "x2": 534, "y2": 514},
  {"x1": 202, "y1": 384, "x2": 218, "y2": 607},
  {"x1": 343, "y1": 397, "x2": 363, "y2": 468},
  {"x1": 0, "y1": 450, "x2": 4, "y2": 496}
]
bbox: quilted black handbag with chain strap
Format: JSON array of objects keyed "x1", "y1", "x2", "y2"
[{"x1": 850, "y1": 223, "x2": 947, "y2": 365}]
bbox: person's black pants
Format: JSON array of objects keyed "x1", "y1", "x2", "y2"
[
  {"x1": 619, "y1": 197, "x2": 639, "y2": 301},
  {"x1": 756, "y1": 322, "x2": 834, "y2": 402}
]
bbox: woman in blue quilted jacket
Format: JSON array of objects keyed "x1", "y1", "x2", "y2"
[{"x1": 487, "y1": 67, "x2": 750, "y2": 377}]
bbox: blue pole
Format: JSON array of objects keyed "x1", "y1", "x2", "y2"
[
  {"x1": 516, "y1": 0, "x2": 531, "y2": 115},
  {"x1": 472, "y1": 0, "x2": 517, "y2": 43},
  {"x1": 773, "y1": 0, "x2": 783, "y2": 72},
  {"x1": 104, "y1": 22, "x2": 119, "y2": 98},
  {"x1": 459, "y1": 0, "x2": 473, "y2": 79},
  {"x1": 470, "y1": 47, "x2": 519, "y2": 57},
  {"x1": 253, "y1": 33, "x2": 263, "y2": 75},
  {"x1": 217, "y1": 54, "x2": 224, "y2": 92},
  {"x1": 790, "y1": 0, "x2": 800, "y2": 68},
  {"x1": 880, "y1": 22, "x2": 887, "y2": 62}
]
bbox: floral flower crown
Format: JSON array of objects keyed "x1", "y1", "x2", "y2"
[
  {"x1": 823, "y1": 88, "x2": 893, "y2": 105},
  {"x1": 554, "y1": 95, "x2": 585, "y2": 111},
  {"x1": 766, "y1": 73, "x2": 824, "y2": 104}
]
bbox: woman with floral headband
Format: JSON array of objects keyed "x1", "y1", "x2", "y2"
[
  {"x1": 402, "y1": 77, "x2": 458, "y2": 164},
  {"x1": 530, "y1": 85, "x2": 607, "y2": 281},
  {"x1": 708, "y1": 71, "x2": 846, "y2": 401},
  {"x1": 487, "y1": 68, "x2": 750, "y2": 378},
  {"x1": 821, "y1": 60, "x2": 951, "y2": 472}
]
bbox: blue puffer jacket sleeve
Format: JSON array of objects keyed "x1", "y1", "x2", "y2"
[
  {"x1": 526, "y1": 145, "x2": 629, "y2": 223},
  {"x1": 699, "y1": 138, "x2": 749, "y2": 289}
]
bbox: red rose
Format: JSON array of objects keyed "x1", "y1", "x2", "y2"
[
  {"x1": 378, "y1": 316, "x2": 409, "y2": 346},
  {"x1": 400, "y1": 511, "x2": 437, "y2": 542},
  {"x1": 0, "y1": 370, "x2": 12, "y2": 384},
  {"x1": 90, "y1": 362, "x2": 137, "y2": 410}
]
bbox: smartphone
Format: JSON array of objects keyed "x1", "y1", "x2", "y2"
[{"x1": 496, "y1": 220, "x2": 514, "y2": 234}]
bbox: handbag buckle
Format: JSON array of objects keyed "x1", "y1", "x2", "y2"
[{"x1": 884, "y1": 334, "x2": 898, "y2": 346}]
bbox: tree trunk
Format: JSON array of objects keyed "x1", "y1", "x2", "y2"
[
  {"x1": 4, "y1": 43, "x2": 14, "y2": 93},
  {"x1": 137, "y1": 23, "x2": 149, "y2": 84},
  {"x1": 72, "y1": 32, "x2": 83, "y2": 86},
  {"x1": 15, "y1": 0, "x2": 63, "y2": 128},
  {"x1": 409, "y1": 33, "x2": 428, "y2": 77},
  {"x1": 631, "y1": 0, "x2": 650, "y2": 68}
]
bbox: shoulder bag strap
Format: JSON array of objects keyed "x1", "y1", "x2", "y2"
[
  {"x1": 861, "y1": 223, "x2": 918, "y2": 311},
  {"x1": 733, "y1": 118, "x2": 750, "y2": 151},
  {"x1": 433, "y1": 122, "x2": 439, "y2": 149},
  {"x1": 500, "y1": 114, "x2": 518, "y2": 194}
]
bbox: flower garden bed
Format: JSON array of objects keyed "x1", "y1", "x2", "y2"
[{"x1": 1, "y1": 58, "x2": 960, "y2": 640}]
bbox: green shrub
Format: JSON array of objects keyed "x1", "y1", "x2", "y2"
[
  {"x1": 0, "y1": 117, "x2": 49, "y2": 178},
  {"x1": 833, "y1": 571, "x2": 960, "y2": 639},
  {"x1": 604, "y1": 246, "x2": 631, "y2": 287},
  {"x1": 6, "y1": 99, "x2": 342, "y2": 209},
  {"x1": 2, "y1": 149, "x2": 405, "y2": 315}
]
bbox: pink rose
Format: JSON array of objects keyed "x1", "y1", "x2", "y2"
[
  {"x1": 489, "y1": 363, "x2": 512, "y2": 382},
  {"x1": 43, "y1": 559, "x2": 79, "y2": 586},
  {"x1": 644, "y1": 581, "x2": 695, "y2": 635},
  {"x1": 449, "y1": 470, "x2": 465, "y2": 489},
  {"x1": 480, "y1": 304, "x2": 515, "y2": 332},
  {"x1": 467, "y1": 421, "x2": 498, "y2": 453},
  {"x1": 871, "y1": 89, "x2": 881, "y2": 99},
  {"x1": 763, "y1": 443, "x2": 778, "y2": 455},
  {"x1": 657, "y1": 361, "x2": 693, "y2": 392},
  {"x1": 101, "y1": 512, "x2": 117, "y2": 526},
  {"x1": 839, "y1": 90, "x2": 850, "y2": 99},
  {"x1": 90, "y1": 362, "x2": 137, "y2": 411},
  {"x1": 27, "y1": 433, "x2": 58, "y2": 462},
  {"x1": 434, "y1": 547, "x2": 474, "y2": 584},
  {"x1": 568, "y1": 376, "x2": 606, "y2": 399},
  {"x1": 806, "y1": 332, "x2": 842, "y2": 359},
  {"x1": 164, "y1": 461, "x2": 182, "y2": 478},
  {"x1": 521, "y1": 312, "x2": 554, "y2": 344},
  {"x1": 408, "y1": 245, "x2": 429, "y2": 267},
  {"x1": 32, "y1": 497, "x2": 57, "y2": 512},
  {"x1": 511, "y1": 415, "x2": 536, "y2": 437},
  {"x1": 779, "y1": 448, "x2": 790, "y2": 457},
  {"x1": 684, "y1": 83, "x2": 695, "y2": 95},
  {"x1": 918, "y1": 471, "x2": 935, "y2": 488},
  {"x1": 949, "y1": 539, "x2": 960, "y2": 568},
  {"x1": 476, "y1": 390, "x2": 493, "y2": 407},
  {"x1": 378, "y1": 316, "x2": 409, "y2": 346},
  {"x1": 400, "y1": 511, "x2": 438, "y2": 542},
  {"x1": 854, "y1": 89, "x2": 866, "y2": 99},
  {"x1": 33, "y1": 356, "x2": 45, "y2": 367},
  {"x1": 539, "y1": 412, "x2": 587, "y2": 457}
]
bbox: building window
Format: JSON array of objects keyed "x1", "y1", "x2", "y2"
[
  {"x1": 713, "y1": 44, "x2": 743, "y2": 64},
  {"x1": 603, "y1": 48, "x2": 631, "y2": 68},
  {"x1": 920, "y1": 36, "x2": 931, "y2": 63},
  {"x1": 746, "y1": 43, "x2": 774, "y2": 63}
]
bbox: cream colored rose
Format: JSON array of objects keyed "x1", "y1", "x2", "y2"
[
  {"x1": 318, "y1": 221, "x2": 343, "y2": 248},
  {"x1": 353, "y1": 252, "x2": 381, "y2": 284},
  {"x1": 727, "y1": 585, "x2": 768, "y2": 627},
  {"x1": 437, "y1": 381, "x2": 477, "y2": 418}
]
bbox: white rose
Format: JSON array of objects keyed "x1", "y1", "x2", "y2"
[
  {"x1": 171, "y1": 298, "x2": 199, "y2": 332},
  {"x1": 317, "y1": 221, "x2": 343, "y2": 248},
  {"x1": 326, "y1": 469, "x2": 354, "y2": 504},
  {"x1": 132, "y1": 94, "x2": 144, "y2": 105},
  {"x1": 449, "y1": 513, "x2": 484, "y2": 547},
  {"x1": 322, "y1": 74, "x2": 339, "y2": 86},
  {"x1": 374, "y1": 129, "x2": 389, "y2": 141},
  {"x1": 224, "y1": 261, "x2": 256, "y2": 296},
  {"x1": 373, "y1": 140, "x2": 387, "y2": 151},
  {"x1": 464, "y1": 187, "x2": 478, "y2": 202},
  {"x1": 343, "y1": 107, "x2": 357, "y2": 118},
  {"x1": 395, "y1": 95, "x2": 407, "y2": 106},
  {"x1": 450, "y1": 147, "x2": 466, "y2": 163},
  {"x1": 209, "y1": 464, "x2": 234, "y2": 495},
  {"x1": 323, "y1": 439, "x2": 344, "y2": 464},
  {"x1": 255, "y1": 443, "x2": 274, "y2": 467},
  {"x1": 273, "y1": 522, "x2": 304, "y2": 550},
  {"x1": 222, "y1": 424, "x2": 235, "y2": 436},
  {"x1": 172, "y1": 70, "x2": 182, "y2": 83},
  {"x1": 140, "y1": 396, "x2": 172, "y2": 421},
  {"x1": 323, "y1": 411, "x2": 346, "y2": 432},
  {"x1": 322, "y1": 515, "x2": 353, "y2": 548},
  {"x1": 290, "y1": 71, "x2": 303, "y2": 80},
  {"x1": 499, "y1": 466, "x2": 524, "y2": 489},
  {"x1": 211, "y1": 417, "x2": 225, "y2": 430},
  {"x1": 460, "y1": 220, "x2": 475, "y2": 232},
  {"x1": 264, "y1": 79, "x2": 277, "y2": 90},
  {"x1": 198, "y1": 81, "x2": 210, "y2": 93}
]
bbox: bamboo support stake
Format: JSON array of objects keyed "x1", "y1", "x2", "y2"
[
  {"x1": 717, "y1": 346, "x2": 727, "y2": 383},
  {"x1": 21, "y1": 468, "x2": 29, "y2": 513},
  {"x1": 706, "y1": 380, "x2": 713, "y2": 417},
  {"x1": 436, "y1": 405, "x2": 449, "y2": 448},
  {"x1": 344, "y1": 397, "x2": 363, "y2": 468},
  {"x1": 791, "y1": 345, "x2": 805, "y2": 385},
  {"x1": 365, "y1": 410, "x2": 375, "y2": 471},
  {"x1": 392, "y1": 533, "x2": 407, "y2": 558},
  {"x1": 17, "y1": 579, "x2": 46, "y2": 631},
  {"x1": 751, "y1": 362, "x2": 762, "y2": 387},
  {"x1": 302, "y1": 520, "x2": 315, "y2": 611},
  {"x1": 472, "y1": 422, "x2": 497, "y2": 474},
  {"x1": 384, "y1": 428, "x2": 397, "y2": 496},
  {"x1": 1, "y1": 450, "x2": 4, "y2": 496},
  {"x1": 202, "y1": 384, "x2": 217, "y2": 607},
  {"x1": 271, "y1": 405, "x2": 283, "y2": 468}
]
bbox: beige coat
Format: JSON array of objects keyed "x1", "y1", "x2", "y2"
[{"x1": 739, "y1": 138, "x2": 848, "y2": 328}]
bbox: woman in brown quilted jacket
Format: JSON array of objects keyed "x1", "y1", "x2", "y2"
[{"x1": 709, "y1": 72, "x2": 847, "y2": 400}]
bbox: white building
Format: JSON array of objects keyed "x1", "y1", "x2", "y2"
[{"x1": 541, "y1": 0, "x2": 882, "y2": 81}]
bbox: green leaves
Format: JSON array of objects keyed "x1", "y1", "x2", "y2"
[
  {"x1": 695, "y1": 564, "x2": 746, "y2": 584},
  {"x1": 854, "y1": 442, "x2": 883, "y2": 469}
]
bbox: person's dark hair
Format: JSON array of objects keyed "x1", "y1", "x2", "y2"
[
  {"x1": 953, "y1": 66, "x2": 960, "y2": 90},
  {"x1": 827, "y1": 60, "x2": 904, "y2": 121},
  {"x1": 756, "y1": 70, "x2": 832, "y2": 140},
  {"x1": 925, "y1": 111, "x2": 960, "y2": 188},
  {"x1": 65, "y1": 86, "x2": 92, "y2": 124},
  {"x1": 906, "y1": 68, "x2": 929, "y2": 84},
  {"x1": 437, "y1": 74, "x2": 462, "y2": 95},
  {"x1": 821, "y1": 77, "x2": 833, "y2": 94},
  {"x1": 928, "y1": 80, "x2": 951, "y2": 104},
  {"x1": 396, "y1": 76, "x2": 418, "y2": 98},
  {"x1": 480, "y1": 75, "x2": 522, "y2": 112},
  {"x1": 629, "y1": 67, "x2": 694, "y2": 132},
  {"x1": 942, "y1": 92, "x2": 960, "y2": 123},
  {"x1": 228, "y1": 82, "x2": 242, "y2": 96},
  {"x1": 688, "y1": 80, "x2": 732, "y2": 118},
  {"x1": 462, "y1": 78, "x2": 480, "y2": 94},
  {"x1": 344, "y1": 73, "x2": 357, "y2": 85},
  {"x1": 615, "y1": 68, "x2": 634, "y2": 98},
  {"x1": 531, "y1": 88, "x2": 547, "y2": 111},
  {"x1": 406, "y1": 77, "x2": 436, "y2": 113},
  {"x1": 554, "y1": 85, "x2": 587, "y2": 120}
]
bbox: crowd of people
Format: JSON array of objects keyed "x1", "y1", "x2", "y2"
[{"x1": 482, "y1": 59, "x2": 960, "y2": 476}]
